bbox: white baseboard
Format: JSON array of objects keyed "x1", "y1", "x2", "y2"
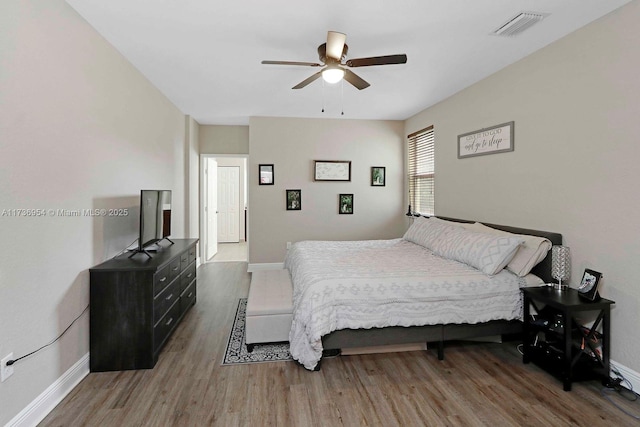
[
  {"x1": 611, "y1": 359, "x2": 640, "y2": 393},
  {"x1": 247, "y1": 262, "x2": 284, "y2": 272},
  {"x1": 5, "y1": 353, "x2": 90, "y2": 427}
]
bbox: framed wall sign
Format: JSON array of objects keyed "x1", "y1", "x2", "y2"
[
  {"x1": 371, "y1": 166, "x2": 385, "y2": 186},
  {"x1": 314, "y1": 160, "x2": 351, "y2": 181},
  {"x1": 458, "y1": 121, "x2": 514, "y2": 158},
  {"x1": 286, "y1": 189, "x2": 301, "y2": 211},
  {"x1": 259, "y1": 164, "x2": 274, "y2": 185}
]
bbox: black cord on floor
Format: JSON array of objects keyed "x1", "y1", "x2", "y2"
[
  {"x1": 601, "y1": 364, "x2": 640, "y2": 420},
  {"x1": 4, "y1": 305, "x2": 89, "y2": 367},
  {"x1": 516, "y1": 342, "x2": 640, "y2": 420}
]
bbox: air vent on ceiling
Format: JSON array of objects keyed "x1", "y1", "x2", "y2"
[{"x1": 492, "y1": 12, "x2": 549, "y2": 37}]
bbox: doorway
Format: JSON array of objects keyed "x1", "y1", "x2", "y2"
[{"x1": 200, "y1": 154, "x2": 248, "y2": 263}]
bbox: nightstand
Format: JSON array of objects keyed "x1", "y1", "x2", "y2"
[{"x1": 522, "y1": 287, "x2": 614, "y2": 391}]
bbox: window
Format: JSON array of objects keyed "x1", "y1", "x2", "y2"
[{"x1": 407, "y1": 125, "x2": 434, "y2": 216}]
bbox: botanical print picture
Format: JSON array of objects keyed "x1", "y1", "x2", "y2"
[
  {"x1": 371, "y1": 166, "x2": 385, "y2": 186},
  {"x1": 286, "y1": 189, "x2": 301, "y2": 211},
  {"x1": 339, "y1": 194, "x2": 353, "y2": 214}
]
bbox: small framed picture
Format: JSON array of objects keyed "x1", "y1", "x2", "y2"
[
  {"x1": 339, "y1": 194, "x2": 353, "y2": 214},
  {"x1": 259, "y1": 164, "x2": 274, "y2": 185},
  {"x1": 371, "y1": 166, "x2": 385, "y2": 186},
  {"x1": 578, "y1": 269, "x2": 602, "y2": 301},
  {"x1": 286, "y1": 189, "x2": 301, "y2": 211}
]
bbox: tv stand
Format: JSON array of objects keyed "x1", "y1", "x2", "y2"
[
  {"x1": 127, "y1": 238, "x2": 175, "y2": 259},
  {"x1": 128, "y1": 248, "x2": 153, "y2": 259},
  {"x1": 158, "y1": 237, "x2": 174, "y2": 245}
]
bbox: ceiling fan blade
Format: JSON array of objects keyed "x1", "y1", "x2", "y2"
[
  {"x1": 326, "y1": 31, "x2": 347, "y2": 61},
  {"x1": 346, "y1": 54, "x2": 407, "y2": 67},
  {"x1": 262, "y1": 60, "x2": 322, "y2": 67},
  {"x1": 292, "y1": 71, "x2": 322, "y2": 89},
  {"x1": 343, "y1": 69, "x2": 370, "y2": 90}
]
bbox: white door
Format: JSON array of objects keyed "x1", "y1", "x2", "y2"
[
  {"x1": 206, "y1": 158, "x2": 218, "y2": 260},
  {"x1": 217, "y1": 166, "x2": 240, "y2": 242}
]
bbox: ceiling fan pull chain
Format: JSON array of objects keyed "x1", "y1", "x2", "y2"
[
  {"x1": 341, "y1": 79, "x2": 344, "y2": 116},
  {"x1": 321, "y1": 79, "x2": 325, "y2": 113}
]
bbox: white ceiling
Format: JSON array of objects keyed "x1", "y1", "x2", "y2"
[{"x1": 66, "y1": 0, "x2": 630, "y2": 125}]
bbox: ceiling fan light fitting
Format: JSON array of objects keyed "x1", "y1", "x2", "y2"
[{"x1": 322, "y1": 67, "x2": 345, "y2": 84}]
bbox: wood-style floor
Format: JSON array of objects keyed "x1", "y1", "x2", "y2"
[{"x1": 40, "y1": 262, "x2": 639, "y2": 426}]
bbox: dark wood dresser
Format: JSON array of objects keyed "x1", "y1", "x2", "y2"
[{"x1": 89, "y1": 239, "x2": 198, "y2": 372}]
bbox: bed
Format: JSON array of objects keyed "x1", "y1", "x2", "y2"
[{"x1": 284, "y1": 217, "x2": 562, "y2": 371}]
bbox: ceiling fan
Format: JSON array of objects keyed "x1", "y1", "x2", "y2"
[{"x1": 261, "y1": 31, "x2": 407, "y2": 90}]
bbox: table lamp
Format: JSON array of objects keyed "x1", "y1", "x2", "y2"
[{"x1": 551, "y1": 245, "x2": 571, "y2": 291}]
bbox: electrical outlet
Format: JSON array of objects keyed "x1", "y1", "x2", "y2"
[
  {"x1": 286, "y1": 242, "x2": 291, "y2": 250},
  {"x1": 1, "y1": 353, "x2": 14, "y2": 382}
]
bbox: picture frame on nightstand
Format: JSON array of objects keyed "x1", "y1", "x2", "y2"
[{"x1": 578, "y1": 269, "x2": 602, "y2": 301}]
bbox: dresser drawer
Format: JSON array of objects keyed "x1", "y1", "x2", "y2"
[
  {"x1": 154, "y1": 300, "x2": 180, "y2": 352},
  {"x1": 181, "y1": 262, "x2": 196, "y2": 293},
  {"x1": 180, "y1": 281, "x2": 196, "y2": 316},
  {"x1": 180, "y1": 250, "x2": 189, "y2": 270},
  {"x1": 154, "y1": 278, "x2": 180, "y2": 324},
  {"x1": 153, "y1": 264, "x2": 171, "y2": 296},
  {"x1": 168, "y1": 257, "x2": 182, "y2": 282}
]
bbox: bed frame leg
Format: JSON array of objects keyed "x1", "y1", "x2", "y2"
[
  {"x1": 437, "y1": 341, "x2": 444, "y2": 360},
  {"x1": 246, "y1": 344, "x2": 255, "y2": 353},
  {"x1": 322, "y1": 349, "x2": 341, "y2": 358}
]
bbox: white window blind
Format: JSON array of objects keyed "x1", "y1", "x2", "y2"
[{"x1": 408, "y1": 125, "x2": 435, "y2": 216}]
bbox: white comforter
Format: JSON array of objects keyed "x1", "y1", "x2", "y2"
[{"x1": 284, "y1": 238, "x2": 529, "y2": 370}]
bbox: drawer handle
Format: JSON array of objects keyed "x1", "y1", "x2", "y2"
[
  {"x1": 159, "y1": 276, "x2": 167, "y2": 282},
  {"x1": 166, "y1": 293, "x2": 174, "y2": 301},
  {"x1": 172, "y1": 266, "x2": 179, "y2": 271},
  {"x1": 187, "y1": 292, "x2": 193, "y2": 298},
  {"x1": 186, "y1": 273, "x2": 193, "y2": 278},
  {"x1": 165, "y1": 317, "x2": 174, "y2": 326}
]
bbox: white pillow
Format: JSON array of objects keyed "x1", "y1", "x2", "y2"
[
  {"x1": 464, "y1": 222, "x2": 552, "y2": 277},
  {"x1": 430, "y1": 217, "x2": 477, "y2": 230},
  {"x1": 431, "y1": 226, "x2": 523, "y2": 276},
  {"x1": 403, "y1": 217, "x2": 458, "y2": 250}
]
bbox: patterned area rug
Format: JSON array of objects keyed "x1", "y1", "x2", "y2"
[{"x1": 222, "y1": 298, "x2": 293, "y2": 365}]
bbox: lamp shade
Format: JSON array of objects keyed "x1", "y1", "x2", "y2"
[{"x1": 551, "y1": 245, "x2": 571, "y2": 286}]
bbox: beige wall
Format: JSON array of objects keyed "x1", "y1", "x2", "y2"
[
  {"x1": 0, "y1": 1, "x2": 188, "y2": 424},
  {"x1": 406, "y1": 2, "x2": 640, "y2": 374},
  {"x1": 200, "y1": 125, "x2": 249, "y2": 154},
  {"x1": 249, "y1": 117, "x2": 405, "y2": 264}
]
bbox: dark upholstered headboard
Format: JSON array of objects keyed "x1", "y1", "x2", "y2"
[{"x1": 435, "y1": 216, "x2": 563, "y2": 284}]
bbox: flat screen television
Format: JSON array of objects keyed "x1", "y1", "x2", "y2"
[{"x1": 129, "y1": 190, "x2": 173, "y2": 258}]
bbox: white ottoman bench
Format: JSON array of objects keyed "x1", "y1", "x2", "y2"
[{"x1": 245, "y1": 269, "x2": 293, "y2": 352}]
